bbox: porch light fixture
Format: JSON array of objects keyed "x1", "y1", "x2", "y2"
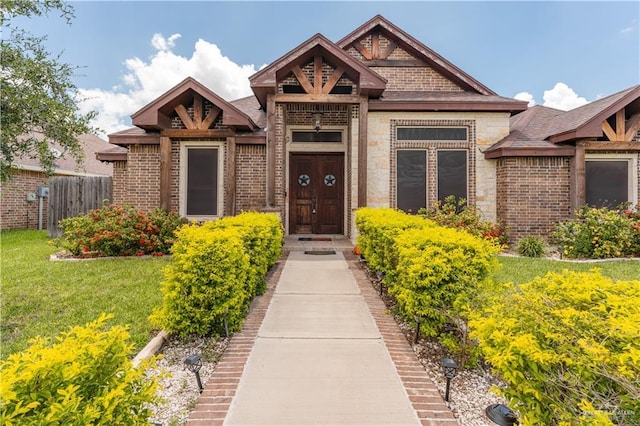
[
  {"x1": 441, "y1": 357, "x2": 458, "y2": 402},
  {"x1": 485, "y1": 403, "x2": 519, "y2": 425},
  {"x1": 311, "y1": 110, "x2": 323, "y2": 132},
  {"x1": 184, "y1": 354, "x2": 204, "y2": 393}
]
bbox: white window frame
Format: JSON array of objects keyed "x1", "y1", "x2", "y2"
[
  {"x1": 179, "y1": 141, "x2": 225, "y2": 221},
  {"x1": 585, "y1": 153, "x2": 638, "y2": 207}
]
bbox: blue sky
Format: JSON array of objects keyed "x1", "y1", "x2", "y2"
[{"x1": 11, "y1": 1, "x2": 640, "y2": 135}]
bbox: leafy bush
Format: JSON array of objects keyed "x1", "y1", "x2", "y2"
[
  {"x1": 393, "y1": 226, "x2": 500, "y2": 360},
  {"x1": 56, "y1": 204, "x2": 187, "y2": 257},
  {"x1": 150, "y1": 224, "x2": 250, "y2": 337},
  {"x1": 150, "y1": 212, "x2": 283, "y2": 337},
  {"x1": 204, "y1": 212, "x2": 283, "y2": 297},
  {"x1": 355, "y1": 207, "x2": 499, "y2": 360},
  {"x1": 553, "y1": 205, "x2": 640, "y2": 259},
  {"x1": 470, "y1": 271, "x2": 640, "y2": 425},
  {"x1": 516, "y1": 236, "x2": 545, "y2": 257},
  {"x1": 355, "y1": 207, "x2": 434, "y2": 282},
  {"x1": 419, "y1": 196, "x2": 508, "y2": 248},
  {"x1": 0, "y1": 314, "x2": 161, "y2": 425}
]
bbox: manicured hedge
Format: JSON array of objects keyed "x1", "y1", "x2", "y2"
[
  {"x1": 150, "y1": 212, "x2": 283, "y2": 337},
  {"x1": 470, "y1": 271, "x2": 640, "y2": 425},
  {"x1": 0, "y1": 314, "x2": 160, "y2": 425},
  {"x1": 355, "y1": 207, "x2": 499, "y2": 356}
]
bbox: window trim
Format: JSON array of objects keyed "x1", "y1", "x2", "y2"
[
  {"x1": 584, "y1": 154, "x2": 637, "y2": 207},
  {"x1": 179, "y1": 141, "x2": 225, "y2": 221}
]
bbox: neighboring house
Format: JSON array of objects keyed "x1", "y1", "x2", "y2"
[
  {"x1": 1, "y1": 132, "x2": 113, "y2": 230},
  {"x1": 97, "y1": 15, "x2": 640, "y2": 242}
]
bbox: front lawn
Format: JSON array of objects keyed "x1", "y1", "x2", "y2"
[
  {"x1": 1, "y1": 230, "x2": 170, "y2": 360},
  {"x1": 492, "y1": 255, "x2": 639, "y2": 284}
]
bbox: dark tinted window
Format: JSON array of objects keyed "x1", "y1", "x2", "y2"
[
  {"x1": 291, "y1": 131, "x2": 342, "y2": 143},
  {"x1": 437, "y1": 151, "x2": 467, "y2": 203},
  {"x1": 586, "y1": 160, "x2": 628, "y2": 208},
  {"x1": 187, "y1": 148, "x2": 218, "y2": 216},
  {"x1": 397, "y1": 127, "x2": 467, "y2": 141},
  {"x1": 397, "y1": 150, "x2": 427, "y2": 214}
]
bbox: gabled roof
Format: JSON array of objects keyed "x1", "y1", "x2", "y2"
[
  {"x1": 131, "y1": 77, "x2": 259, "y2": 131},
  {"x1": 250, "y1": 33, "x2": 388, "y2": 109},
  {"x1": 485, "y1": 85, "x2": 640, "y2": 158},
  {"x1": 545, "y1": 85, "x2": 640, "y2": 143},
  {"x1": 337, "y1": 15, "x2": 495, "y2": 96},
  {"x1": 14, "y1": 132, "x2": 113, "y2": 176}
]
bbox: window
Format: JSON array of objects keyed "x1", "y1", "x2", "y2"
[
  {"x1": 396, "y1": 149, "x2": 468, "y2": 213},
  {"x1": 291, "y1": 131, "x2": 342, "y2": 143},
  {"x1": 397, "y1": 127, "x2": 467, "y2": 141},
  {"x1": 437, "y1": 150, "x2": 467, "y2": 203},
  {"x1": 396, "y1": 150, "x2": 427, "y2": 213},
  {"x1": 180, "y1": 143, "x2": 224, "y2": 219},
  {"x1": 585, "y1": 159, "x2": 631, "y2": 208}
]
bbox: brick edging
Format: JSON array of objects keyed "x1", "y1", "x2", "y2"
[
  {"x1": 344, "y1": 253, "x2": 459, "y2": 426},
  {"x1": 186, "y1": 252, "x2": 289, "y2": 426}
]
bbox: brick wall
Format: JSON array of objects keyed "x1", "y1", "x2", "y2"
[
  {"x1": 372, "y1": 66, "x2": 463, "y2": 92},
  {"x1": 1, "y1": 169, "x2": 49, "y2": 230},
  {"x1": 496, "y1": 157, "x2": 572, "y2": 242},
  {"x1": 236, "y1": 144, "x2": 267, "y2": 212},
  {"x1": 111, "y1": 144, "x2": 160, "y2": 211}
]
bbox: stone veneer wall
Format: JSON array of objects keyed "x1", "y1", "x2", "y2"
[
  {"x1": 1, "y1": 169, "x2": 49, "y2": 230},
  {"x1": 496, "y1": 157, "x2": 571, "y2": 242},
  {"x1": 366, "y1": 111, "x2": 511, "y2": 223}
]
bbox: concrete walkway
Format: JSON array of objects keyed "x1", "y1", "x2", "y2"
[{"x1": 186, "y1": 237, "x2": 457, "y2": 426}]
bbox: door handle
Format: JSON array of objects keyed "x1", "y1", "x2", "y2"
[{"x1": 312, "y1": 196, "x2": 317, "y2": 214}]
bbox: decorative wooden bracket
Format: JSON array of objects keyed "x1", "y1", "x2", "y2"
[
  {"x1": 291, "y1": 55, "x2": 345, "y2": 95},
  {"x1": 601, "y1": 109, "x2": 640, "y2": 142},
  {"x1": 174, "y1": 94, "x2": 220, "y2": 130}
]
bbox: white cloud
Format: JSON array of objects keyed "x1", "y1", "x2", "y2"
[
  {"x1": 151, "y1": 33, "x2": 181, "y2": 51},
  {"x1": 619, "y1": 19, "x2": 637, "y2": 35},
  {"x1": 542, "y1": 82, "x2": 588, "y2": 111},
  {"x1": 78, "y1": 34, "x2": 258, "y2": 136},
  {"x1": 514, "y1": 91, "x2": 536, "y2": 107}
]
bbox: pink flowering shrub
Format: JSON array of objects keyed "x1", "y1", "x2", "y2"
[{"x1": 55, "y1": 204, "x2": 187, "y2": 257}]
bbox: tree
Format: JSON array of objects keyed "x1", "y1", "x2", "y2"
[{"x1": 1, "y1": 0, "x2": 98, "y2": 182}]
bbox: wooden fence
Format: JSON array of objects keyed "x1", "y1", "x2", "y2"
[{"x1": 47, "y1": 176, "x2": 113, "y2": 237}]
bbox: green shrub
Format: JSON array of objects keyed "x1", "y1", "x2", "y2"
[
  {"x1": 419, "y1": 195, "x2": 508, "y2": 248},
  {"x1": 204, "y1": 212, "x2": 283, "y2": 297},
  {"x1": 56, "y1": 204, "x2": 187, "y2": 257},
  {"x1": 553, "y1": 205, "x2": 640, "y2": 259},
  {"x1": 393, "y1": 226, "x2": 499, "y2": 359},
  {"x1": 150, "y1": 212, "x2": 282, "y2": 337},
  {"x1": 355, "y1": 207, "x2": 434, "y2": 282},
  {"x1": 470, "y1": 271, "x2": 640, "y2": 425},
  {"x1": 516, "y1": 236, "x2": 545, "y2": 257},
  {"x1": 0, "y1": 314, "x2": 161, "y2": 425},
  {"x1": 150, "y1": 224, "x2": 250, "y2": 337}
]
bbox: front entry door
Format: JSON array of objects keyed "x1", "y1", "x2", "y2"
[{"x1": 289, "y1": 153, "x2": 344, "y2": 234}]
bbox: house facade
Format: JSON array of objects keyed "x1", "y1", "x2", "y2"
[
  {"x1": 1, "y1": 133, "x2": 113, "y2": 230},
  {"x1": 98, "y1": 15, "x2": 640, "y2": 241}
]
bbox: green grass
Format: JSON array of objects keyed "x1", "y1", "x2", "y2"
[
  {"x1": 1, "y1": 230, "x2": 171, "y2": 361},
  {"x1": 492, "y1": 255, "x2": 640, "y2": 285}
]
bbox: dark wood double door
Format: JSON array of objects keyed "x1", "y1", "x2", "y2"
[{"x1": 289, "y1": 153, "x2": 344, "y2": 234}]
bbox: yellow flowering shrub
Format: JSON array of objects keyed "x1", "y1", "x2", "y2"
[
  {"x1": 470, "y1": 271, "x2": 640, "y2": 425},
  {"x1": 150, "y1": 212, "x2": 283, "y2": 337},
  {"x1": 0, "y1": 314, "x2": 160, "y2": 425},
  {"x1": 203, "y1": 212, "x2": 283, "y2": 297},
  {"x1": 355, "y1": 207, "x2": 434, "y2": 281}
]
